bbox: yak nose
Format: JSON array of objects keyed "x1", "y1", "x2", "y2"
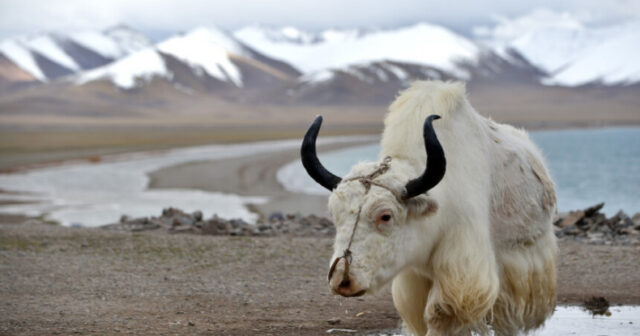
[
  {"x1": 328, "y1": 258, "x2": 367, "y2": 297},
  {"x1": 333, "y1": 278, "x2": 367, "y2": 297}
]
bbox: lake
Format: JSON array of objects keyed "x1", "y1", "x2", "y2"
[
  {"x1": 0, "y1": 137, "x2": 370, "y2": 227},
  {"x1": 278, "y1": 127, "x2": 640, "y2": 215}
]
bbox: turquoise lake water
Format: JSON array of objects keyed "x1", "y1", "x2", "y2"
[{"x1": 307, "y1": 128, "x2": 640, "y2": 215}]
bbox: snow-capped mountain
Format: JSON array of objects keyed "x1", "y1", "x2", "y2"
[
  {"x1": 543, "y1": 22, "x2": 640, "y2": 86},
  {"x1": 76, "y1": 26, "x2": 299, "y2": 91},
  {"x1": 474, "y1": 9, "x2": 640, "y2": 86},
  {"x1": 234, "y1": 23, "x2": 480, "y2": 79},
  {"x1": 2, "y1": 12, "x2": 638, "y2": 106},
  {"x1": 0, "y1": 26, "x2": 152, "y2": 82},
  {"x1": 156, "y1": 27, "x2": 247, "y2": 87},
  {"x1": 231, "y1": 23, "x2": 544, "y2": 104}
]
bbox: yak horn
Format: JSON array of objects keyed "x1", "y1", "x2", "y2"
[
  {"x1": 402, "y1": 115, "x2": 446, "y2": 199},
  {"x1": 301, "y1": 115, "x2": 342, "y2": 191}
]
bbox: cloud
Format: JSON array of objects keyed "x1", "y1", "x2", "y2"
[
  {"x1": 472, "y1": 8, "x2": 587, "y2": 41},
  {"x1": 0, "y1": 0, "x2": 638, "y2": 39}
]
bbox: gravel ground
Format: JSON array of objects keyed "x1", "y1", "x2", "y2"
[{"x1": 1, "y1": 218, "x2": 639, "y2": 336}]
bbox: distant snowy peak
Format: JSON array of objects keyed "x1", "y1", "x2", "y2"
[
  {"x1": 76, "y1": 48, "x2": 170, "y2": 89},
  {"x1": 544, "y1": 25, "x2": 640, "y2": 86},
  {"x1": 104, "y1": 25, "x2": 153, "y2": 55},
  {"x1": 75, "y1": 26, "x2": 300, "y2": 90},
  {"x1": 69, "y1": 26, "x2": 151, "y2": 60},
  {"x1": 509, "y1": 21, "x2": 640, "y2": 86},
  {"x1": 476, "y1": 10, "x2": 640, "y2": 86},
  {"x1": 234, "y1": 23, "x2": 479, "y2": 78},
  {"x1": 157, "y1": 26, "x2": 247, "y2": 86},
  {"x1": 0, "y1": 26, "x2": 153, "y2": 82}
]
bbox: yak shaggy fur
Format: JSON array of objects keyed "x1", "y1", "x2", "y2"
[{"x1": 327, "y1": 81, "x2": 557, "y2": 336}]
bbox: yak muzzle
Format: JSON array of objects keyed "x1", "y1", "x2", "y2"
[{"x1": 328, "y1": 257, "x2": 367, "y2": 297}]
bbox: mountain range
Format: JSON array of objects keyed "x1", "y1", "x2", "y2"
[{"x1": 0, "y1": 16, "x2": 638, "y2": 109}]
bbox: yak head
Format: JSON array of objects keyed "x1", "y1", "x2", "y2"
[{"x1": 300, "y1": 115, "x2": 446, "y2": 297}]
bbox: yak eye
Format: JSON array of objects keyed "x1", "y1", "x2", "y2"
[{"x1": 376, "y1": 210, "x2": 393, "y2": 225}]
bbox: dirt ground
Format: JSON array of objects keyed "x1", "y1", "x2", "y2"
[{"x1": 1, "y1": 218, "x2": 639, "y2": 336}]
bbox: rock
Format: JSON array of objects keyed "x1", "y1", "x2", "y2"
[
  {"x1": 172, "y1": 215, "x2": 194, "y2": 227},
  {"x1": 552, "y1": 203, "x2": 640, "y2": 245},
  {"x1": 583, "y1": 296, "x2": 609, "y2": 316},
  {"x1": 584, "y1": 202, "x2": 605, "y2": 217},
  {"x1": 192, "y1": 211, "x2": 203, "y2": 221},
  {"x1": 591, "y1": 213, "x2": 607, "y2": 226},
  {"x1": 170, "y1": 226, "x2": 201, "y2": 234},
  {"x1": 560, "y1": 210, "x2": 585, "y2": 228},
  {"x1": 105, "y1": 204, "x2": 639, "y2": 243},
  {"x1": 562, "y1": 226, "x2": 582, "y2": 236},
  {"x1": 268, "y1": 212, "x2": 285, "y2": 222}
]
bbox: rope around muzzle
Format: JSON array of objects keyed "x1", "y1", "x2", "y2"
[{"x1": 328, "y1": 156, "x2": 399, "y2": 285}]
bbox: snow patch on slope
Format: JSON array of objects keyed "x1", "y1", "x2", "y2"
[
  {"x1": 474, "y1": 9, "x2": 590, "y2": 73},
  {"x1": 235, "y1": 23, "x2": 478, "y2": 78},
  {"x1": 544, "y1": 27, "x2": 640, "y2": 86},
  {"x1": 77, "y1": 48, "x2": 170, "y2": 89},
  {"x1": 382, "y1": 63, "x2": 409, "y2": 81},
  {"x1": 299, "y1": 70, "x2": 334, "y2": 84},
  {"x1": 157, "y1": 27, "x2": 245, "y2": 87},
  {"x1": 28, "y1": 35, "x2": 79, "y2": 71},
  {"x1": 70, "y1": 26, "x2": 151, "y2": 59},
  {"x1": 69, "y1": 31, "x2": 123, "y2": 59},
  {"x1": 475, "y1": 9, "x2": 640, "y2": 85},
  {"x1": 0, "y1": 40, "x2": 46, "y2": 81},
  {"x1": 1, "y1": 27, "x2": 152, "y2": 81}
]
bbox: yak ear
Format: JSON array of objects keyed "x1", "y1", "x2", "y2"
[{"x1": 405, "y1": 194, "x2": 438, "y2": 220}]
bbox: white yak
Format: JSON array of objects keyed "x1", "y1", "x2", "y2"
[{"x1": 300, "y1": 81, "x2": 558, "y2": 335}]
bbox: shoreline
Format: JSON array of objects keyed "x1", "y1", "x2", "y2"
[
  {"x1": 0, "y1": 137, "x2": 375, "y2": 227},
  {"x1": 148, "y1": 139, "x2": 376, "y2": 219}
]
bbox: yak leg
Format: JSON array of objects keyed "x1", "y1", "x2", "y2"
[
  {"x1": 424, "y1": 283, "x2": 476, "y2": 336},
  {"x1": 392, "y1": 269, "x2": 431, "y2": 336}
]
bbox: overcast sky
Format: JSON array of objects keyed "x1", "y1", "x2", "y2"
[{"x1": 1, "y1": 0, "x2": 639, "y2": 40}]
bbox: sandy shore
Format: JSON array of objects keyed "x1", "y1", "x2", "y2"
[
  {"x1": 148, "y1": 139, "x2": 375, "y2": 219},
  {"x1": 1, "y1": 220, "x2": 639, "y2": 336}
]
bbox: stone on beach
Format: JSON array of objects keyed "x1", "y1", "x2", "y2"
[
  {"x1": 100, "y1": 203, "x2": 640, "y2": 244},
  {"x1": 102, "y1": 207, "x2": 336, "y2": 237},
  {"x1": 554, "y1": 202, "x2": 640, "y2": 245}
]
